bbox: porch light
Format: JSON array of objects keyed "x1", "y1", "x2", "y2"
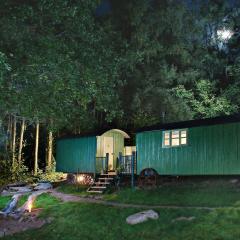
[{"x1": 77, "y1": 174, "x2": 85, "y2": 183}]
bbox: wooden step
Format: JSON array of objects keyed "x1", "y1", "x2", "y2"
[
  {"x1": 90, "y1": 186, "x2": 107, "y2": 189},
  {"x1": 87, "y1": 190, "x2": 103, "y2": 193},
  {"x1": 101, "y1": 173, "x2": 117, "y2": 176},
  {"x1": 94, "y1": 181, "x2": 111, "y2": 185},
  {"x1": 99, "y1": 178, "x2": 113, "y2": 181},
  {"x1": 107, "y1": 172, "x2": 117, "y2": 176}
]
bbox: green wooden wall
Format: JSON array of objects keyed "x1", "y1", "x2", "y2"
[
  {"x1": 56, "y1": 136, "x2": 97, "y2": 173},
  {"x1": 136, "y1": 122, "x2": 240, "y2": 175}
]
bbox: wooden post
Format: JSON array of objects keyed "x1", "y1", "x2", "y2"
[
  {"x1": 18, "y1": 118, "x2": 25, "y2": 163},
  {"x1": 118, "y1": 152, "x2": 122, "y2": 173},
  {"x1": 77, "y1": 168, "x2": 79, "y2": 191},
  {"x1": 105, "y1": 153, "x2": 109, "y2": 173},
  {"x1": 12, "y1": 115, "x2": 16, "y2": 166},
  {"x1": 34, "y1": 120, "x2": 39, "y2": 175},
  {"x1": 131, "y1": 151, "x2": 136, "y2": 189}
]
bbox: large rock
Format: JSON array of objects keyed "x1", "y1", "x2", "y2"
[
  {"x1": 0, "y1": 230, "x2": 5, "y2": 238},
  {"x1": 34, "y1": 182, "x2": 52, "y2": 191},
  {"x1": 8, "y1": 186, "x2": 32, "y2": 193},
  {"x1": 126, "y1": 210, "x2": 159, "y2": 225}
]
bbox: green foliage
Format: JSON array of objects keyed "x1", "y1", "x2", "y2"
[
  {"x1": 0, "y1": 151, "x2": 29, "y2": 184},
  {"x1": 10, "y1": 159, "x2": 29, "y2": 183},
  {"x1": 0, "y1": 1, "x2": 240, "y2": 180},
  {"x1": 37, "y1": 171, "x2": 65, "y2": 183},
  {"x1": 0, "y1": 0, "x2": 123, "y2": 132},
  {"x1": 1, "y1": 0, "x2": 240, "y2": 131},
  {"x1": 172, "y1": 80, "x2": 238, "y2": 118}
]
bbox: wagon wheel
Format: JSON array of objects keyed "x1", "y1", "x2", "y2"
[{"x1": 138, "y1": 168, "x2": 158, "y2": 188}]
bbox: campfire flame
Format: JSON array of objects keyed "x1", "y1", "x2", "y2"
[{"x1": 28, "y1": 202, "x2": 32, "y2": 213}]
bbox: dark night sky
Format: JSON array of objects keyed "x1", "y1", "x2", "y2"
[{"x1": 95, "y1": 0, "x2": 240, "y2": 17}]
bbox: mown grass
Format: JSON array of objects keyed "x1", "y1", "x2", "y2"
[
  {"x1": 57, "y1": 184, "x2": 89, "y2": 196},
  {"x1": 2, "y1": 181, "x2": 240, "y2": 240},
  {"x1": 0, "y1": 195, "x2": 11, "y2": 210},
  {"x1": 0, "y1": 193, "x2": 61, "y2": 211},
  {"x1": 57, "y1": 180, "x2": 240, "y2": 207},
  {"x1": 3, "y1": 200, "x2": 240, "y2": 240},
  {"x1": 18, "y1": 193, "x2": 61, "y2": 208}
]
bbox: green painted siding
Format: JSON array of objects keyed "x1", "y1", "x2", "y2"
[
  {"x1": 56, "y1": 136, "x2": 97, "y2": 173},
  {"x1": 136, "y1": 122, "x2": 240, "y2": 175}
]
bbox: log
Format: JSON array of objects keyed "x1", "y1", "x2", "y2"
[
  {"x1": 0, "y1": 194, "x2": 22, "y2": 216},
  {"x1": 16, "y1": 190, "x2": 48, "y2": 214}
]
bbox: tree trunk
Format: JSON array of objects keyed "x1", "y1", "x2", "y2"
[
  {"x1": 12, "y1": 115, "x2": 16, "y2": 166},
  {"x1": 9, "y1": 115, "x2": 12, "y2": 152},
  {"x1": 46, "y1": 130, "x2": 53, "y2": 171},
  {"x1": 5, "y1": 115, "x2": 11, "y2": 151},
  {"x1": 18, "y1": 118, "x2": 25, "y2": 163},
  {"x1": 34, "y1": 120, "x2": 39, "y2": 175}
]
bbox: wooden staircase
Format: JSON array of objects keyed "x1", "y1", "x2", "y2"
[{"x1": 87, "y1": 171, "x2": 117, "y2": 194}]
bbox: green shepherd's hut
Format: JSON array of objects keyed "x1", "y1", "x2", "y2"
[
  {"x1": 56, "y1": 129, "x2": 130, "y2": 174},
  {"x1": 136, "y1": 115, "x2": 240, "y2": 175}
]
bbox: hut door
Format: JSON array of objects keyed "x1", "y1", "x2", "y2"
[{"x1": 104, "y1": 137, "x2": 114, "y2": 170}]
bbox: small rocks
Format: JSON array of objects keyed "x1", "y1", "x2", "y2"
[
  {"x1": 126, "y1": 210, "x2": 159, "y2": 225},
  {"x1": 230, "y1": 179, "x2": 238, "y2": 184},
  {"x1": 8, "y1": 186, "x2": 32, "y2": 193},
  {"x1": 1, "y1": 182, "x2": 53, "y2": 196},
  {"x1": 45, "y1": 217, "x2": 54, "y2": 224},
  {"x1": 86, "y1": 195, "x2": 103, "y2": 200},
  {"x1": 172, "y1": 216, "x2": 196, "y2": 223},
  {"x1": 34, "y1": 182, "x2": 52, "y2": 191}
]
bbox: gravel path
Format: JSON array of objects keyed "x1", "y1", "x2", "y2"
[{"x1": 49, "y1": 189, "x2": 219, "y2": 210}]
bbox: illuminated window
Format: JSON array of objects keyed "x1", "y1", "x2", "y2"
[
  {"x1": 163, "y1": 132, "x2": 170, "y2": 146},
  {"x1": 163, "y1": 129, "x2": 187, "y2": 147}
]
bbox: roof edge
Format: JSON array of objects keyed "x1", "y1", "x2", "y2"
[{"x1": 136, "y1": 114, "x2": 240, "y2": 133}]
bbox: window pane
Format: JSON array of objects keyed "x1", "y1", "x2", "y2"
[
  {"x1": 172, "y1": 138, "x2": 180, "y2": 146},
  {"x1": 181, "y1": 137, "x2": 187, "y2": 145},
  {"x1": 172, "y1": 131, "x2": 179, "y2": 138},
  {"x1": 164, "y1": 139, "x2": 170, "y2": 146},
  {"x1": 164, "y1": 132, "x2": 170, "y2": 139},
  {"x1": 181, "y1": 130, "x2": 187, "y2": 138}
]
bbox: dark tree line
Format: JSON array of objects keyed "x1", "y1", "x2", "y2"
[{"x1": 0, "y1": 0, "x2": 239, "y2": 177}]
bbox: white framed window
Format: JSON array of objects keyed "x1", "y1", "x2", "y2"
[{"x1": 163, "y1": 129, "x2": 187, "y2": 147}]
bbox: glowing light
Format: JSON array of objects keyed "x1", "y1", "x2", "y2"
[
  {"x1": 75, "y1": 174, "x2": 94, "y2": 185},
  {"x1": 28, "y1": 203, "x2": 32, "y2": 213},
  {"x1": 77, "y1": 175, "x2": 85, "y2": 183},
  {"x1": 217, "y1": 28, "x2": 234, "y2": 41}
]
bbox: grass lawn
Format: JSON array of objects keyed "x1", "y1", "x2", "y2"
[
  {"x1": 58, "y1": 179, "x2": 240, "y2": 207},
  {"x1": 0, "y1": 193, "x2": 61, "y2": 211},
  {"x1": 57, "y1": 184, "x2": 89, "y2": 196},
  {"x1": 2, "y1": 180, "x2": 240, "y2": 240},
  {"x1": 0, "y1": 196, "x2": 11, "y2": 210},
  {"x1": 2, "y1": 198, "x2": 240, "y2": 240}
]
